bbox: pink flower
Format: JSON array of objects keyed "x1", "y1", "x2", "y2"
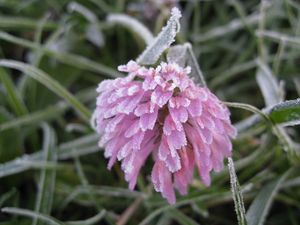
[{"x1": 94, "y1": 60, "x2": 236, "y2": 204}]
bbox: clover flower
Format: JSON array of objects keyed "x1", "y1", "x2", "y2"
[{"x1": 93, "y1": 61, "x2": 236, "y2": 204}]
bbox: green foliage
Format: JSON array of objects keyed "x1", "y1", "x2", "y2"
[{"x1": 0, "y1": 0, "x2": 300, "y2": 225}]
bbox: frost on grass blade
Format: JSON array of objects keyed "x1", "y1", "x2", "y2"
[
  {"x1": 137, "y1": 7, "x2": 181, "y2": 65},
  {"x1": 167, "y1": 43, "x2": 207, "y2": 87},
  {"x1": 228, "y1": 157, "x2": 248, "y2": 225},
  {"x1": 167, "y1": 44, "x2": 187, "y2": 67},
  {"x1": 256, "y1": 59, "x2": 283, "y2": 107},
  {"x1": 107, "y1": 13, "x2": 154, "y2": 45},
  {"x1": 246, "y1": 169, "x2": 293, "y2": 225}
]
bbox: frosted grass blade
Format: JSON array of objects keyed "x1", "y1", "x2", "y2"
[{"x1": 137, "y1": 7, "x2": 181, "y2": 65}]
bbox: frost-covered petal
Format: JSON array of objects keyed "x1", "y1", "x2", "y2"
[{"x1": 151, "y1": 86, "x2": 173, "y2": 107}]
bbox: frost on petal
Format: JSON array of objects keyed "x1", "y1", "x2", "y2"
[
  {"x1": 174, "y1": 148, "x2": 194, "y2": 195},
  {"x1": 158, "y1": 136, "x2": 170, "y2": 160},
  {"x1": 164, "y1": 150, "x2": 181, "y2": 172},
  {"x1": 187, "y1": 99, "x2": 202, "y2": 117},
  {"x1": 169, "y1": 106, "x2": 188, "y2": 124},
  {"x1": 167, "y1": 129, "x2": 187, "y2": 150},
  {"x1": 151, "y1": 86, "x2": 173, "y2": 107},
  {"x1": 151, "y1": 160, "x2": 176, "y2": 204},
  {"x1": 125, "y1": 132, "x2": 157, "y2": 190},
  {"x1": 139, "y1": 107, "x2": 159, "y2": 131},
  {"x1": 163, "y1": 115, "x2": 183, "y2": 135},
  {"x1": 169, "y1": 96, "x2": 190, "y2": 108},
  {"x1": 124, "y1": 120, "x2": 140, "y2": 138}
]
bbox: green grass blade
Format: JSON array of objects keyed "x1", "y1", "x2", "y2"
[
  {"x1": 0, "y1": 88, "x2": 96, "y2": 132},
  {"x1": 0, "y1": 103, "x2": 66, "y2": 132},
  {"x1": 0, "y1": 16, "x2": 57, "y2": 30},
  {"x1": 0, "y1": 31, "x2": 121, "y2": 78},
  {"x1": 0, "y1": 68, "x2": 28, "y2": 116},
  {"x1": 0, "y1": 60, "x2": 91, "y2": 122},
  {"x1": 0, "y1": 134, "x2": 99, "y2": 178},
  {"x1": 246, "y1": 169, "x2": 293, "y2": 225},
  {"x1": 192, "y1": 13, "x2": 261, "y2": 43},
  {"x1": 256, "y1": 30, "x2": 300, "y2": 46},
  {"x1": 107, "y1": 13, "x2": 154, "y2": 45},
  {"x1": 167, "y1": 209, "x2": 200, "y2": 225},
  {"x1": 66, "y1": 210, "x2": 106, "y2": 225},
  {"x1": 32, "y1": 124, "x2": 57, "y2": 225},
  {"x1": 138, "y1": 192, "x2": 231, "y2": 225},
  {"x1": 1, "y1": 207, "x2": 65, "y2": 225}
]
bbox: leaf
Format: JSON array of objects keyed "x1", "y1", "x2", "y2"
[
  {"x1": 246, "y1": 169, "x2": 293, "y2": 225},
  {"x1": 269, "y1": 99, "x2": 300, "y2": 126},
  {"x1": 137, "y1": 7, "x2": 181, "y2": 65},
  {"x1": 32, "y1": 124, "x2": 57, "y2": 225},
  {"x1": 228, "y1": 157, "x2": 248, "y2": 225},
  {"x1": 107, "y1": 13, "x2": 154, "y2": 45},
  {"x1": 0, "y1": 60, "x2": 91, "y2": 122}
]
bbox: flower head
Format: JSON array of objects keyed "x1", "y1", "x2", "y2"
[{"x1": 94, "y1": 60, "x2": 236, "y2": 204}]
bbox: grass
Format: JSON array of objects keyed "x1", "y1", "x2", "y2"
[{"x1": 0, "y1": 0, "x2": 300, "y2": 225}]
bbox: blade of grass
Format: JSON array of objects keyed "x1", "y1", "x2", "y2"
[
  {"x1": 246, "y1": 168, "x2": 293, "y2": 225},
  {"x1": 73, "y1": 156, "x2": 106, "y2": 214},
  {"x1": 0, "y1": 68, "x2": 28, "y2": 116},
  {"x1": 256, "y1": 30, "x2": 300, "y2": 46},
  {"x1": 228, "y1": 157, "x2": 248, "y2": 225},
  {"x1": 256, "y1": 59, "x2": 283, "y2": 106},
  {"x1": 167, "y1": 209, "x2": 200, "y2": 225},
  {"x1": 137, "y1": 7, "x2": 182, "y2": 65},
  {"x1": 32, "y1": 124, "x2": 57, "y2": 225},
  {"x1": 166, "y1": 43, "x2": 207, "y2": 86},
  {"x1": 0, "y1": 60, "x2": 91, "y2": 122},
  {"x1": 0, "y1": 16, "x2": 57, "y2": 30},
  {"x1": 0, "y1": 88, "x2": 96, "y2": 132},
  {"x1": 0, "y1": 31, "x2": 121, "y2": 78},
  {"x1": 1, "y1": 207, "x2": 65, "y2": 225},
  {"x1": 138, "y1": 192, "x2": 231, "y2": 225},
  {"x1": 66, "y1": 210, "x2": 106, "y2": 225},
  {"x1": 107, "y1": 13, "x2": 154, "y2": 45},
  {"x1": 192, "y1": 13, "x2": 261, "y2": 43},
  {"x1": 0, "y1": 134, "x2": 99, "y2": 178},
  {"x1": 185, "y1": 43, "x2": 207, "y2": 87}
]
